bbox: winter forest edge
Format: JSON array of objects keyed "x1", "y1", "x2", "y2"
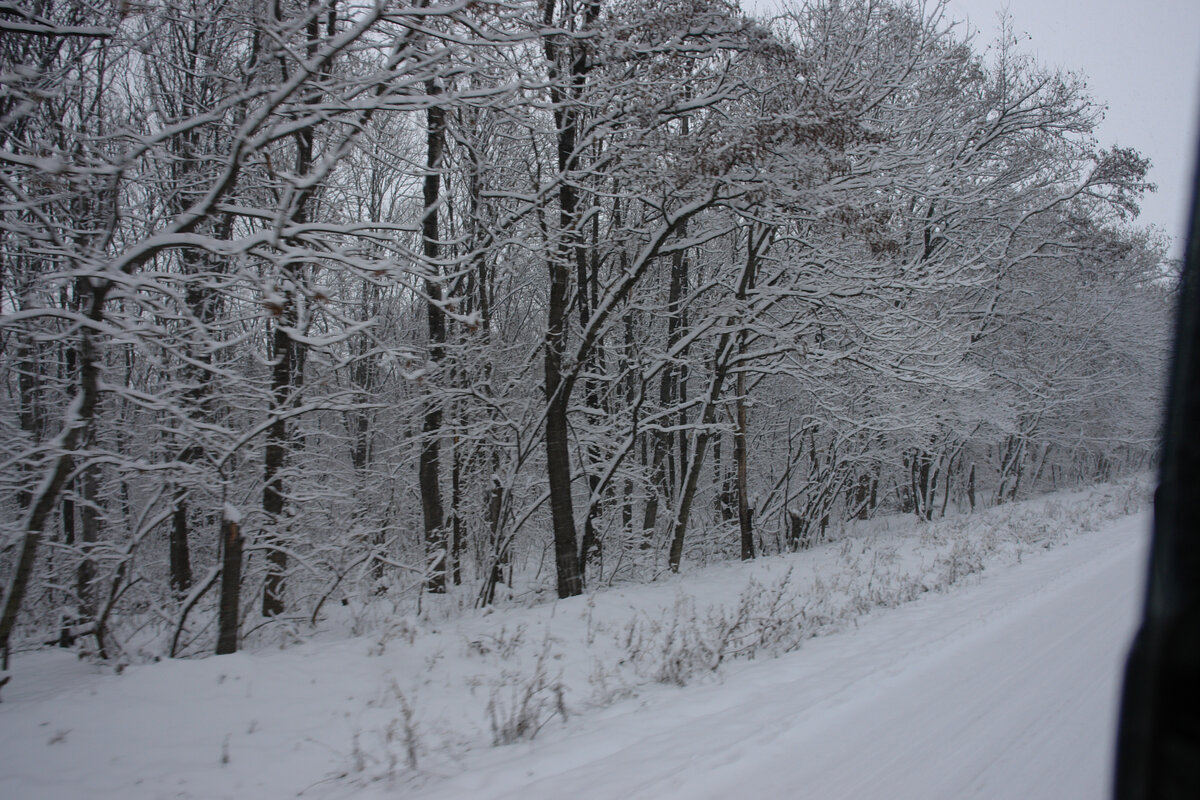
[{"x1": 0, "y1": 0, "x2": 1172, "y2": 668}]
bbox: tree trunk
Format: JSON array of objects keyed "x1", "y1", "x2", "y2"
[
  {"x1": 734, "y1": 344, "x2": 754, "y2": 560},
  {"x1": 216, "y1": 511, "x2": 243, "y2": 655},
  {"x1": 76, "y1": 453, "x2": 100, "y2": 620},
  {"x1": 261, "y1": 0, "x2": 329, "y2": 616},
  {"x1": 420, "y1": 80, "x2": 448, "y2": 593},
  {"x1": 538, "y1": 0, "x2": 600, "y2": 598},
  {"x1": 967, "y1": 462, "x2": 977, "y2": 511},
  {"x1": 544, "y1": 360, "x2": 583, "y2": 596},
  {"x1": 260, "y1": 313, "x2": 293, "y2": 617},
  {"x1": 170, "y1": 495, "x2": 194, "y2": 596},
  {"x1": 576, "y1": 148, "x2": 603, "y2": 572},
  {"x1": 451, "y1": 436, "x2": 463, "y2": 586},
  {"x1": 59, "y1": 492, "x2": 75, "y2": 646},
  {"x1": 917, "y1": 449, "x2": 933, "y2": 521}
]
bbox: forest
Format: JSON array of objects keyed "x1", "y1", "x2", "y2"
[{"x1": 0, "y1": 0, "x2": 1171, "y2": 665}]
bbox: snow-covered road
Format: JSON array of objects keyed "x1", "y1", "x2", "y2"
[{"x1": 409, "y1": 515, "x2": 1147, "y2": 800}]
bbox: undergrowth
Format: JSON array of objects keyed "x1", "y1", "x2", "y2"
[{"x1": 339, "y1": 478, "x2": 1151, "y2": 783}]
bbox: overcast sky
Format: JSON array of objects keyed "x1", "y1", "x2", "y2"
[
  {"x1": 746, "y1": 0, "x2": 1200, "y2": 258},
  {"x1": 944, "y1": 0, "x2": 1200, "y2": 258}
]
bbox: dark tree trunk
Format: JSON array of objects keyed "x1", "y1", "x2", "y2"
[
  {"x1": 59, "y1": 492, "x2": 75, "y2": 645},
  {"x1": 622, "y1": 303, "x2": 637, "y2": 539},
  {"x1": 576, "y1": 147, "x2": 603, "y2": 572},
  {"x1": 451, "y1": 437, "x2": 463, "y2": 586},
  {"x1": 733, "y1": 229, "x2": 758, "y2": 560},
  {"x1": 734, "y1": 347, "x2": 754, "y2": 560},
  {"x1": 940, "y1": 460, "x2": 953, "y2": 518},
  {"x1": 420, "y1": 81, "x2": 448, "y2": 593},
  {"x1": 916, "y1": 449, "x2": 933, "y2": 521},
  {"x1": 544, "y1": 365, "x2": 583, "y2": 596},
  {"x1": 538, "y1": 0, "x2": 600, "y2": 598},
  {"x1": 261, "y1": 1, "x2": 329, "y2": 617},
  {"x1": 478, "y1": 453, "x2": 510, "y2": 608},
  {"x1": 170, "y1": 496, "x2": 194, "y2": 596},
  {"x1": 76, "y1": 455, "x2": 99, "y2": 620},
  {"x1": 216, "y1": 513, "x2": 243, "y2": 655},
  {"x1": 261, "y1": 314, "x2": 293, "y2": 617},
  {"x1": 967, "y1": 462, "x2": 977, "y2": 511}
]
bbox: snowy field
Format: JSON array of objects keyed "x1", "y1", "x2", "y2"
[{"x1": 0, "y1": 482, "x2": 1149, "y2": 799}]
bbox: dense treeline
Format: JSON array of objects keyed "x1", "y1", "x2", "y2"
[{"x1": 0, "y1": 0, "x2": 1170, "y2": 661}]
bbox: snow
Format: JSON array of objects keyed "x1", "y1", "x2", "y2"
[
  {"x1": 0, "y1": 486, "x2": 1149, "y2": 800},
  {"x1": 416, "y1": 515, "x2": 1142, "y2": 800}
]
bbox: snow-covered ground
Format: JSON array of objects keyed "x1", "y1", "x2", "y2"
[
  {"x1": 410, "y1": 509, "x2": 1145, "y2": 800},
  {"x1": 0, "y1": 483, "x2": 1149, "y2": 799}
]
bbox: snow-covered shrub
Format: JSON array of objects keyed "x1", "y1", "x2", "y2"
[
  {"x1": 935, "y1": 538, "x2": 986, "y2": 587},
  {"x1": 487, "y1": 644, "x2": 567, "y2": 746},
  {"x1": 616, "y1": 572, "x2": 811, "y2": 687},
  {"x1": 466, "y1": 624, "x2": 526, "y2": 660}
]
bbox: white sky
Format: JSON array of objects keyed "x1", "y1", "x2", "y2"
[{"x1": 745, "y1": 0, "x2": 1200, "y2": 258}]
